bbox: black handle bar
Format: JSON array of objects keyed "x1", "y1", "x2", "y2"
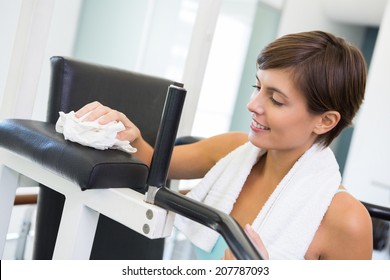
[
  {"x1": 146, "y1": 83, "x2": 263, "y2": 260},
  {"x1": 155, "y1": 187, "x2": 263, "y2": 260},
  {"x1": 147, "y1": 83, "x2": 186, "y2": 188}
]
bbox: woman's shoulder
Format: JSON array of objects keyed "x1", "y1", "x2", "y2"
[
  {"x1": 330, "y1": 187, "x2": 371, "y2": 231},
  {"x1": 320, "y1": 186, "x2": 373, "y2": 259}
]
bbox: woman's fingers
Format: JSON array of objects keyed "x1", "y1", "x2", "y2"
[
  {"x1": 75, "y1": 101, "x2": 122, "y2": 124},
  {"x1": 222, "y1": 225, "x2": 269, "y2": 260},
  {"x1": 96, "y1": 109, "x2": 123, "y2": 124},
  {"x1": 75, "y1": 101, "x2": 102, "y2": 119},
  {"x1": 244, "y1": 224, "x2": 269, "y2": 259},
  {"x1": 74, "y1": 101, "x2": 141, "y2": 143},
  {"x1": 222, "y1": 248, "x2": 236, "y2": 260},
  {"x1": 117, "y1": 124, "x2": 140, "y2": 142}
]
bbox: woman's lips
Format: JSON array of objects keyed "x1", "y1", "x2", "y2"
[{"x1": 250, "y1": 119, "x2": 270, "y2": 131}]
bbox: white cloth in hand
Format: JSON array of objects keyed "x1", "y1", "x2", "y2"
[{"x1": 55, "y1": 111, "x2": 137, "y2": 153}]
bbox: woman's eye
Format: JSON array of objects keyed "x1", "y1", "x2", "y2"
[
  {"x1": 251, "y1": 85, "x2": 260, "y2": 91},
  {"x1": 270, "y1": 97, "x2": 283, "y2": 106}
]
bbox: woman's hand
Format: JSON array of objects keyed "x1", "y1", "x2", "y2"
[
  {"x1": 222, "y1": 224, "x2": 269, "y2": 260},
  {"x1": 75, "y1": 101, "x2": 140, "y2": 143}
]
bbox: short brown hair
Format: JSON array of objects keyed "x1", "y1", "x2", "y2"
[{"x1": 257, "y1": 31, "x2": 367, "y2": 147}]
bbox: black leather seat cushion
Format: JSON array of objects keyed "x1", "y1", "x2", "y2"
[{"x1": 0, "y1": 119, "x2": 148, "y2": 191}]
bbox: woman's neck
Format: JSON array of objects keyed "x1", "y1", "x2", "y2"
[{"x1": 262, "y1": 144, "x2": 313, "y2": 183}]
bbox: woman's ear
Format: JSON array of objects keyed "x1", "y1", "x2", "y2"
[{"x1": 313, "y1": 111, "x2": 341, "y2": 135}]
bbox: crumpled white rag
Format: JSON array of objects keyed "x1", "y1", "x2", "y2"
[{"x1": 55, "y1": 111, "x2": 137, "y2": 153}]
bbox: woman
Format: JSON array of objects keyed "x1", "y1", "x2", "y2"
[{"x1": 75, "y1": 31, "x2": 373, "y2": 259}]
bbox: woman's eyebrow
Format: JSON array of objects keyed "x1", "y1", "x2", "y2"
[{"x1": 268, "y1": 86, "x2": 288, "y2": 99}]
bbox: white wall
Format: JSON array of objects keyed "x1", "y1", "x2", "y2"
[
  {"x1": 0, "y1": 0, "x2": 55, "y2": 120},
  {"x1": 0, "y1": 0, "x2": 82, "y2": 121},
  {"x1": 321, "y1": 0, "x2": 387, "y2": 26},
  {"x1": 277, "y1": 0, "x2": 366, "y2": 46},
  {"x1": 343, "y1": 1, "x2": 390, "y2": 207},
  {"x1": 191, "y1": 0, "x2": 257, "y2": 137},
  {"x1": 0, "y1": 0, "x2": 22, "y2": 109},
  {"x1": 32, "y1": 0, "x2": 83, "y2": 120}
]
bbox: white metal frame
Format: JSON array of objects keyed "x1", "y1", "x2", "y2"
[{"x1": 0, "y1": 147, "x2": 175, "y2": 259}]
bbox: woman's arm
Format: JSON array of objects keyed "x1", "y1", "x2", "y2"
[
  {"x1": 168, "y1": 132, "x2": 248, "y2": 179},
  {"x1": 76, "y1": 101, "x2": 248, "y2": 180}
]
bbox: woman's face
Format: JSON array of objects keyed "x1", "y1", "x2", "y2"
[{"x1": 247, "y1": 68, "x2": 321, "y2": 153}]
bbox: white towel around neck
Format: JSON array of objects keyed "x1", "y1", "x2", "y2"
[
  {"x1": 174, "y1": 142, "x2": 341, "y2": 259},
  {"x1": 55, "y1": 111, "x2": 137, "y2": 153}
]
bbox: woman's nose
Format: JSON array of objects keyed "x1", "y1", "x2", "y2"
[{"x1": 247, "y1": 91, "x2": 264, "y2": 115}]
